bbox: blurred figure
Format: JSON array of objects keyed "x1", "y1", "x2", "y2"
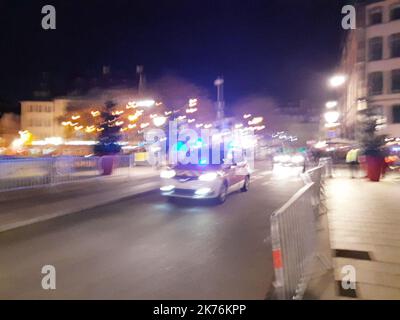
[{"x1": 346, "y1": 148, "x2": 359, "y2": 179}]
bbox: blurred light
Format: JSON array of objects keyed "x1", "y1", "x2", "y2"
[
  {"x1": 325, "y1": 122, "x2": 340, "y2": 128},
  {"x1": 160, "y1": 185, "x2": 175, "y2": 192},
  {"x1": 136, "y1": 100, "x2": 155, "y2": 107},
  {"x1": 325, "y1": 101, "x2": 338, "y2": 109},
  {"x1": 324, "y1": 111, "x2": 340, "y2": 124},
  {"x1": 65, "y1": 140, "x2": 98, "y2": 146},
  {"x1": 235, "y1": 123, "x2": 243, "y2": 129},
  {"x1": 128, "y1": 124, "x2": 137, "y2": 129},
  {"x1": 91, "y1": 110, "x2": 100, "y2": 117},
  {"x1": 291, "y1": 155, "x2": 305, "y2": 164},
  {"x1": 188, "y1": 119, "x2": 196, "y2": 123},
  {"x1": 153, "y1": 116, "x2": 167, "y2": 127},
  {"x1": 165, "y1": 111, "x2": 172, "y2": 116},
  {"x1": 115, "y1": 121, "x2": 124, "y2": 126},
  {"x1": 126, "y1": 101, "x2": 136, "y2": 109},
  {"x1": 204, "y1": 124, "x2": 213, "y2": 129},
  {"x1": 248, "y1": 117, "x2": 263, "y2": 125},
  {"x1": 243, "y1": 114, "x2": 252, "y2": 119},
  {"x1": 85, "y1": 126, "x2": 96, "y2": 133},
  {"x1": 140, "y1": 122, "x2": 150, "y2": 129},
  {"x1": 274, "y1": 155, "x2": 291, "y2": 163},
  {"x1": 160, "y1": 170, "x2": 176, "y2": 179},
  {"x1": 314, "y1": 141, "x2": 327, "y2": 149},
  {"x1": 151, "y1": 146, "x2": 161, "y2": 152},
  {"x1": 214, "y1": 78, "x2": 224, "y2": 86},
  {"x1": 71, "y1": 115, "x2": 80, "y2": 120},
  {"x1": 329, "y1": 74, "x2": 346, "y2": 88},
  {"x1": 11, "y1": 138, "x2": 24, "y2": 149},
  {"x1": 199, "y1": 172, "x2": 218, "y2": 182},
  {"x1": 195, "y1": 188, "x2": 212, "y2": 196},
  {"x1": 189, "y1": 99, "x2": 198, "y2": 107},
  {"x1": 196, "y1": 123, "x2": 204, "y2": 128},
  {"x1": 186, "y1": 107, "x2": 198, "y2": 114}
]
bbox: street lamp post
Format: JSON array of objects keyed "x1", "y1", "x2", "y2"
[{"x1": 214, "y1": 77, "x2": 225, "y2": 121}]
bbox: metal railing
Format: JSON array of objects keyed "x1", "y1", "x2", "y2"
[
  {"x1": 0, "y1": 155, "x2": 135, "y2": 192},
  {"x1": 270, "y1": 183, "x2": 317, "y2": 300},
  {"x1": 270, "y1": 161, "x2": 332, "y2": 300}
]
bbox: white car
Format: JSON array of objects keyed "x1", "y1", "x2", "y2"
[{"x1": 160, "y1": 161, "x2": 251, "y2": 204}]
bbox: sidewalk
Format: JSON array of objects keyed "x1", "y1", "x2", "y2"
[
  {"x1": 0, "y1": 166, "x2": 161, "y2": 233},
  {"x1": 308, "y1": 168, "x2": 400, "y2": 299}
]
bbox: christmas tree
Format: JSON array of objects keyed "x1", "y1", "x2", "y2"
[{"x1": 94, "y1": 100, "x2": 122, "y2": 155}]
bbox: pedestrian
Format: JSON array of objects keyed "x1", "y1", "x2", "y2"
[{"x1": 346, "y1": 148, "x2": 359, "y2": 179}]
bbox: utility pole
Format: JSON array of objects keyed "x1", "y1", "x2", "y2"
[
  {"x1": 214, "y1": 77, "x2": 225, "y2": 121},
  {"x1": 136, "y1": 65, "x2": 145, "y2": 96}
]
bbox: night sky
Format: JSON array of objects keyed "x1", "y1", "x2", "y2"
[{"x1": 0, "y1": 0, "x2": 347, "y2": 112}]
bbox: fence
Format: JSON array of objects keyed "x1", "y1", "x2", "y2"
[
  {"x1": 0, "y1": 155, "x2": 135, "y2": 192},
  {"x1": 270, "y1": 163, "x2": 330, "y2": 300}
]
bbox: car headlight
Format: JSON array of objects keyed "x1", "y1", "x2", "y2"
[
  {"x1": 195, "y1": 188, "x2": 212, "y2": 195},
  {"x1": 160, "y1": 169, "x2": 176, "y2": 179},
  {"x1": 198, "y1": 172, "x2": 218, "y2": 181}
]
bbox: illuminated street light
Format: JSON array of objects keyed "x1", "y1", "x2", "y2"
[
  {"x1": 325, "y1": 101, "x2": 338, "y2": 109},
  {"x1": 324, "y1": 111, "x2": 340, "y2": 124},
  {"x1": 329, "y1": 74, "x2": 346, "y2": 88}
]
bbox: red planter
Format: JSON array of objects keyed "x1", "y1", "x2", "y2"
[
  {"x1": 100, "y1": 155, "x2": 115, "y2": 176},
  {"x1": 366, "y1": 156, "x2": 383, "y2": 182}
]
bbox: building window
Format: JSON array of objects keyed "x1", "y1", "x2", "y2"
[
  {"x1": 368, "y1": 72, "x2": 383, "y2": 96},
  {"x1": 392, "y1": 69, "x2": 400, "y2": 93},
  {"x1": 369, "y1": 7, "x2": 383, "y2": 25},
  {"x1": 390, "y1": 33, "x2": 400, "y2": 58},
  {"x1": 393, "y1": 105, "x2": 400, "y2": 123},
  {"x1": 368, "y1": 37, "x2": 383, "y2": 61},
  {"x1": 390, "y1": 5, "x2": 400, "y2": 21}
]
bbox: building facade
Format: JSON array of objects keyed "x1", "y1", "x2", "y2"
[
  {"x1": 20, "y1": 100, "x2": 68, "y2": 140},
  {"x1": 341, "y1": 0, "x2": 400, "y2": 140}
]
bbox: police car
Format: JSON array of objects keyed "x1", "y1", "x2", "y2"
[{"x1": 160, "y1": 158, "x2": 251, "y2": 204}]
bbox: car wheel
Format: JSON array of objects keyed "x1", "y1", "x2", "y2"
[
  {"x1": 216, "y1": 183, "x2": 228, "y2": 204},
  {"x1": 241, "y1": 175, "x2": 250, "y2": 192}
]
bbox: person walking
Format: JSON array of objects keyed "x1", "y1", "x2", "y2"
[{"x1": 346, "y1": 148, "x2": 359, "y2": 179}]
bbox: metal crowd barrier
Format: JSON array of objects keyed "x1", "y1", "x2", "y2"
[
  {"x1": 319, "y1": 157, "x2": 333, "y2": 178},
  {"x1": 270, "y1": 162, "x2": 331, "y2": 300},
  {"x1": 270, "y1": 183, "x2": 317, "y2": 300},
  {"x1": 0, "y1": 155, "x2": 135, "y2": 192}
]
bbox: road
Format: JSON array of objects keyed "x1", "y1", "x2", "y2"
[{"x1": 0, "y1": 164, "x2": 304, "y2": 299}]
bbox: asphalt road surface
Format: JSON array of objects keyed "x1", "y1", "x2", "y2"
[{"x1": 0, "y1": 165, "x2": 304, "y2": 299}]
